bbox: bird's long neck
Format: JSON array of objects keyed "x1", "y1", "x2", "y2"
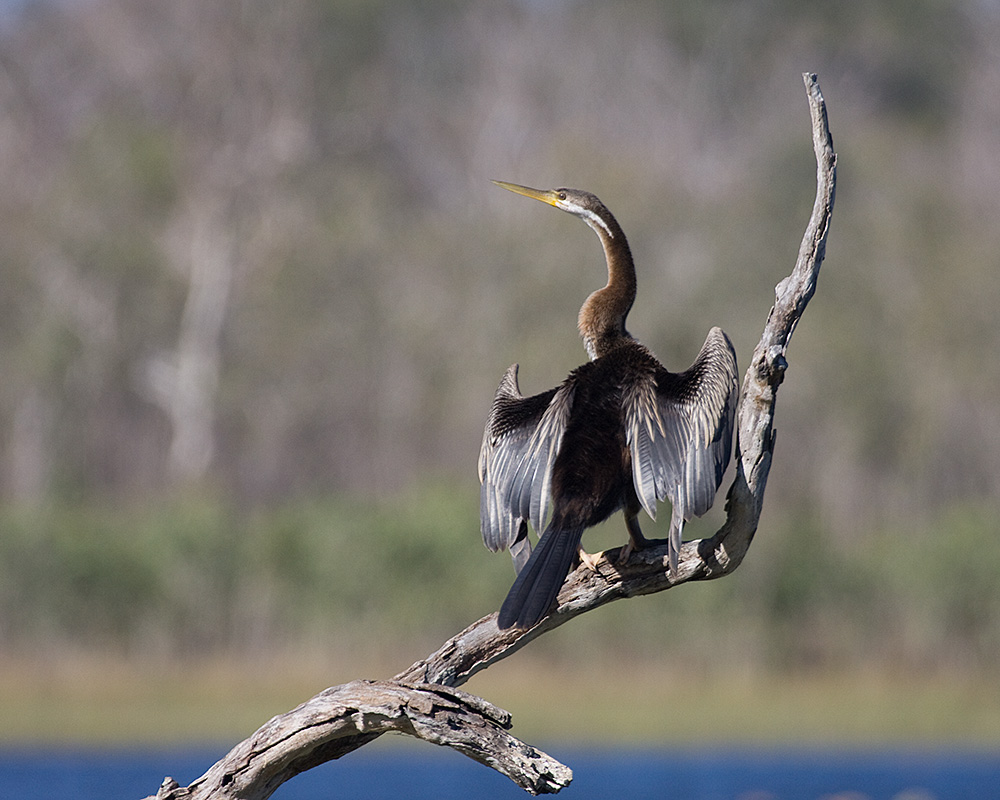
[{"x1": 577, "y1": 209, "x2": 636, "y2": 360}]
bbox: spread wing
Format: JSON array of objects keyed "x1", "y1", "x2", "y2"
[
  {"x1": 478, "y1": 364, "x2": 574, "y2": 573},
  {"x1": 623, "y1": 327, "x2": 739, "y2": 570}
]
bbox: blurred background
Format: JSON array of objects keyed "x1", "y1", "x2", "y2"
[{"x1": 1, "y1": 0, "x2": 999, "y2": 750}]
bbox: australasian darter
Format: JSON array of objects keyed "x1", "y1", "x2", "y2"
[{"x1": 479, "y1": 181, "x2": 739, "y2": 630}]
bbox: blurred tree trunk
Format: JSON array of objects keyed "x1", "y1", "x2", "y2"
[{"x1": 143, "y1": 196, "x2": 234, "y2": 484}]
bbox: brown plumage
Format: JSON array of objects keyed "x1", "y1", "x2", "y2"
[{"x1": 479, "y1": 182, "x2": 738, "y2": 630}]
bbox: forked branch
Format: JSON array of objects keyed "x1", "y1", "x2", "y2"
[{"x1": 147, "y1": 73, "x2": 835, "y2": 800}]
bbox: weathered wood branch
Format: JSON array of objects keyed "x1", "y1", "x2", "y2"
[
  {"x1": 151, "y1": 681, "x2": 571, "y2": 799},
  {"x1": 147, "y1": 73, "x2": 835, "y2": 800}
]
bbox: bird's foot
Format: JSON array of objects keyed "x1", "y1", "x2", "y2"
[
  {"x1": 617, "y1": 540, "x2": 635, "y2": 564},
  {"x1": 577, "y1": 547, "x2": 602, "y2": 572},
  {"x1": 616, "y1": 535, "x2": 670, "y2": 565},
  {"x1": 621, "y1": 515, "x2": 656, "y2": 565}
]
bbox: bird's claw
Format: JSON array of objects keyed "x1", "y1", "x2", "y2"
[{"x1": 577, "y1": 547, "x2": 602, "y2": 572}]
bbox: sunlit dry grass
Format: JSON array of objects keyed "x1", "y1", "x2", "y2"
[
  {"x1": 472, "y1": 657, "x2": 1000, "y2": 748},
  {"x1": 2, "y1": 650, "x2": 998, "y2": 749}
]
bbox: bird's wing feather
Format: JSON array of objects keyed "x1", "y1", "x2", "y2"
[
  {"x1": 479, "y1": 365, "x2": 573, "y2": 564},
  {"x1": 624, "y1": 327, "x2": 739, "y2": 525}
]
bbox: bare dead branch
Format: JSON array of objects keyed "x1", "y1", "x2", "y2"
[
  {"x1": 150, "y1": 682, "x2": 571, "y2": 799},
  {"x1": 146, "y1": 73, "x2": 835, "y2": 800}
]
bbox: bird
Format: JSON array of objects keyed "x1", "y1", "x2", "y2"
[{"x1": 478, "y1": 181, "x2": 739, "y2": 630}]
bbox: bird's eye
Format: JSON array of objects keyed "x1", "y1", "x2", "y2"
[{"x1": 557, "y1": 191, "x2": 567, "y2": 201}]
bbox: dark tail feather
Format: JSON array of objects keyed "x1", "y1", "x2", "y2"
[{"x1": 497, "y1": 525, "x2": 583, "y2": 629}]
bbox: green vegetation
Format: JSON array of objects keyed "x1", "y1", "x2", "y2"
[
  {"x1": 1, "y1": 489, "x2": 998, "y2": 745},
  {"x1": 0, "y1": 486, "x2": 502, "y2": 657}
]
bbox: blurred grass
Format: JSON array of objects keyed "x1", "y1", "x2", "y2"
[
  {"x1": 1, "y1": 486, "x2": 998, "y2": 746},
  {"x1": 472, "y1": 658, "x2": 1000, "y2": 748},
  {"x1": 2, "y1": 651, "x2": 999, "y2": 748}
]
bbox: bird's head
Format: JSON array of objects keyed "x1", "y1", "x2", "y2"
[{"x1": 492, "y1": 180, "x2": 615, "y2": 240}]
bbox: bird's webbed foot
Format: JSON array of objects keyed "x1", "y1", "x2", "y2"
[
  {"x1": 618, "y1": 514, "x2": 656, "y2": 564},
  {"x1": 577, "y1": 546, "x2": 602, "y2": 572}
]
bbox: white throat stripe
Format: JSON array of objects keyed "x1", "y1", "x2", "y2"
[{"x1": 581, "y1": 208, "x2": 613, "y2": 238}]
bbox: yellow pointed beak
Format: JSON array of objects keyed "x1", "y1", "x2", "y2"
[{"x1": 492, "y1": 180, "x2": 560, "y2": 207}]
